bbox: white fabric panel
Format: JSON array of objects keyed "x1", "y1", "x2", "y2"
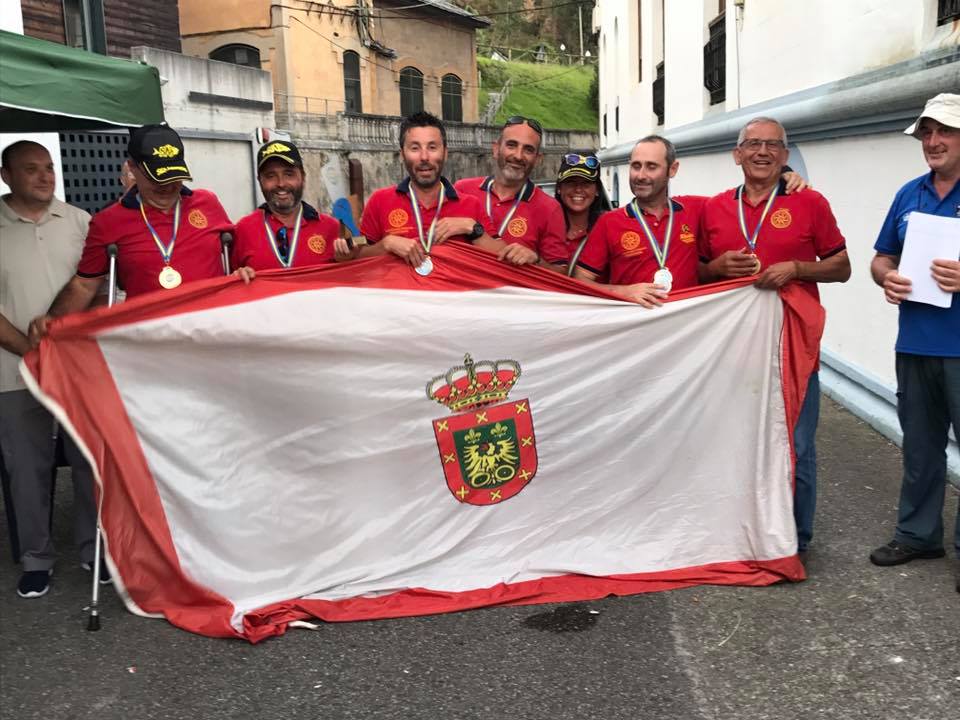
[{"x1": 97, "y1": 285, "x2": 793, "y2": 627}]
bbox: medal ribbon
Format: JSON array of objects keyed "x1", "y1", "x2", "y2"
[
  {"x1": 485, "y1": 179, "x2": 526, "y2": 238},
  {"x1": 262, "y1": 204, "x2": 304, "y2": 268},
  {"x1": 408, "y1": 183, "x2": 446, "y2": 253},
  {"x1": 139, "y1": 196, "x2": 181, "y2": 265},
  {"x1": 627, "y1": 199, "x2": 674, "y2": 270},
  {"x1": 737, "y1": 185, "x2": 778, "y2": 252}
]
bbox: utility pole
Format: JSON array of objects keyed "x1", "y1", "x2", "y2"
[{"x1": 578, "y1": 3, "x2": 584, "y2": 65}]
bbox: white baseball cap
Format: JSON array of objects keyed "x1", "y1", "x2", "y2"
[{"x1": 904, "y1": 93, "x2": 960, "y2": 136}]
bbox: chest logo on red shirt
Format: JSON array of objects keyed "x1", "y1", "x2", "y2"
[
  {"x1": 679, "y1": 223, "x2": 696, "y2": 244},
  {"x1": 307, "y1": 235, "x2": 327, "y2": 254},
  {"x1": 388, "y1": 209, "x2": 409, "y2": 228},
  {"x1": 770, "y1": 208, "x2": 792, "y2": 229},
  {"x1": 427, "y1": 353, "x2": 538, "y2": 507},
  {"x1": 620, "y1": 231, "x2": 642, "y2": 251},
  {"x1": 506, "y1": 217, "x2": 528, "y2": 238},
  {"x1": 188, "y1": 209, "x2": 208, "y2": 229}
]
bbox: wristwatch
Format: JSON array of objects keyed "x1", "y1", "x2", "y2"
[{"x1": 467, "y1": 222, "x2": 484, "y2": 240}]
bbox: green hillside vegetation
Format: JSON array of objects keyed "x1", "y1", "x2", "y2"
[{"x1": 478, "y1": 58, "x2": 598, "y2": 131}]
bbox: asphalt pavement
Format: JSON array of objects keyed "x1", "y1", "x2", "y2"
[{"x1": 1, "y1": 397, "x2": 957, "y2": 720}]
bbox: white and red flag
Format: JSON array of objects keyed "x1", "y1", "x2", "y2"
[{"x1": 22, "y1": 244, "x2": 821, "y2": 642}]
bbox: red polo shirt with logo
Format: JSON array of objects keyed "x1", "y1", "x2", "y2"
[
  {"x1": 232, "y1": 202, "x2": 339, "y2": 270},
  {"x1": 360, "y1": 177, "x2": 495, "y2": 246},
  {"x1": 77, "y1": 187, "x2": 232, "y2": 298},
  {"x1": 576, "y1": 196, "x2": 705, "y2": 290},
  {"x1": 699, "y1": 181, "x2": 846, "y2": 301},
  {"x1": 454, "y1": 176, "x2": 569, "y2": 264}
]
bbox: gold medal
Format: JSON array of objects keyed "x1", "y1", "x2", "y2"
[
  {"x1": 751, "y1": 256, "x2": 762, "y2": 274},
  {"x1": 158, "y1": 265, "x2": 182, "y2": 289}
]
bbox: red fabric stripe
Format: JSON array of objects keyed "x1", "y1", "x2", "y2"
[
  {"x1": 241, "y1": 556, "x2": 803, "y2": 643},
  {"x1": 39, "y1": 243, "x2": 756, "y2": 341},
  {"x1": 24, "y1": 340, "x2": 241, "y2": 639}
]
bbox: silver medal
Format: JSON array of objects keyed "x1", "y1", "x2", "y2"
[
  {"x1": 653, "y1": 267, "x2": 673, "y2": 292},
  {"x1": 415, "y1": 257, "x2": 434, "y2": 276}
]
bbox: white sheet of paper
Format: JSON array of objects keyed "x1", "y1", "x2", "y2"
[{"x1": 900, "y1": 212, "x2": 960, "y2": 308}]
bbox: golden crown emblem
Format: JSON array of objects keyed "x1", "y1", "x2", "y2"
[
  {"x1": 426, "y1": 354, "x2": 521, "y2": 413},
  {"x1": 152, "y1": 144, "x2": 179, "y2": 158}
]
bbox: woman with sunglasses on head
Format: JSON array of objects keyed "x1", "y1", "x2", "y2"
[{"x1": 554, "y1": 153, "x2": 607, "y2": 277}]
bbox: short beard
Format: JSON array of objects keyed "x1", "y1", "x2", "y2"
[{"x1": 266, "y1": 188, "x2": 302, "y2": 215}]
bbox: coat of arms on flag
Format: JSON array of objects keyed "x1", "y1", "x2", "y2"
[{"x1": 427, "y1": 354, "x2": 538, "y2": 506}]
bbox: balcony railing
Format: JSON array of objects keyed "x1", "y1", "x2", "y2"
[
  {"x1": 652, "y1": 62, "x2": 665, "y2": 126},
  {"x1": 703, "y1": 14, "x2": 726, "y2": 106}
]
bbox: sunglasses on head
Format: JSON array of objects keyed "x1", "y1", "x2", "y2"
[
  {"x1": 505, "y1": 116, "x2": 543, "y2": 137},
  {"x1": 563, "y1": 153, "x2": 599, "y2": 169}
]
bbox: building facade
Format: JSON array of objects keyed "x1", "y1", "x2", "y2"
[
  {"x1": 178, "y1": 0, "x2": 489, "y2": 123},
  {"x1": 595, "y1": 0, "x2": 960, "y2": 462}
]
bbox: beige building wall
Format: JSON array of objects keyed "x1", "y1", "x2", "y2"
[{"x1": 179, "y1": 0, "x2": 481, "y2": 121}]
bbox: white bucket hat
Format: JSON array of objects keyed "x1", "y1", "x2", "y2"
[{"x1": 904, "y1": 93, "x2": 960, "y2": 136}]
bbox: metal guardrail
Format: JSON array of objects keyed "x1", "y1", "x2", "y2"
[{"x1": 274, "y1": 101, "x2": 596, "y2": 150}]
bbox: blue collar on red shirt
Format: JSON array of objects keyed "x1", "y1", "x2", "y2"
[
  {"x1": 479, "y1": 176, "x2": 536, "y2": 202},
  {"x1": 258, "y1": 201, "x2": 320, "y2": 220},
  {"x1": 396, "y1": 175, "x2": 459, "y2": 200}
]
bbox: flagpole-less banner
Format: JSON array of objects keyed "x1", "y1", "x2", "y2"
[{"x1": 22, "y1": 243, "x2": 823, "y2": 642}]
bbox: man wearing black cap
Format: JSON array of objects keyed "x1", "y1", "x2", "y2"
[
  {"x1": 232, "y1": 140, "x2": 343, "y2": 271},
  {"x1": 454, "y1": 116, "x2": 568, "y2": 270},
  {"x1": 29, "y1": 124, "x2": 252, "y2": 341}
]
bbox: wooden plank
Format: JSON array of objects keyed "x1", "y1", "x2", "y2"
[{"x1": 21, "y1": 0, "x2": 66, "y2": 45}]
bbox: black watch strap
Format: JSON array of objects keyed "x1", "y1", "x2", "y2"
[{"x1": 467, "y1": 221, "x2": 484, "y2": 240}]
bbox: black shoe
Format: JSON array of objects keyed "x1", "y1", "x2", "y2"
[
  {"x1": 81, "y1": 557, "x2": 113, "y2": 585},
  {"x1": 869, "y1": 540, "x2": 945, "y2": 566},
  {"x1": 17, "y1": 570, "x2": 52, "y2": 598}
]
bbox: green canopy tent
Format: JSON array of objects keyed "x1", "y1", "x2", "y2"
[{"x1": 0, "y1": 29, "x2": 164, "y2": 132}]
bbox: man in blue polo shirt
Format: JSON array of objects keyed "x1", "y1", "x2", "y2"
[{"x1": 869, "y1": 93, "x2": 960, "y2": 594}]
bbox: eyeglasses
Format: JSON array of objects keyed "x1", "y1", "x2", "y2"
[
  {"x1": 505, "y1": 116, "x2": 543, "y2": 137},
  {"x1": 276, "y1": 226, "x2": 290, "y2": 262},
  {"x1": 739, "y1": 139, "x2": 786, "y2": 151},
  {"x1": 563, "y1": 153, "x2": 600, "y2": 169}
]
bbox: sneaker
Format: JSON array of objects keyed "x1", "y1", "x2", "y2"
[
  {"x1": 81, "y1": 557, "x2": 113, "y2": 585},
  {"x1": 869, "y1": 540, "x2": 945, "y2": 567},
  {"x1": 17, "y1": 570, "x2": 52, "y2": 598}
]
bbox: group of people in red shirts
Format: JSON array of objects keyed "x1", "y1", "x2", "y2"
[{"x1": 17, "y1": 95, "x2": 960, "y2": 603}]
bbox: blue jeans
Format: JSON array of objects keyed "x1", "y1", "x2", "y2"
[
  {"x1": 893, "y1": 354, "x2": 960, "y2": 554},
  {"x1": 794, "y1": 372, "x2": 820, "y2": 552}
]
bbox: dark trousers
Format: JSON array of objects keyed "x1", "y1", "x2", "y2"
[
  {"x1": 793, "y1": 372, "x2": 820, "y2": 552},
  {"x1": 893, "y1": 354, "x2": 960, "y2": 554},
  {"x1": 0, "y1": 390, "x2": 96, "y2": 571}
]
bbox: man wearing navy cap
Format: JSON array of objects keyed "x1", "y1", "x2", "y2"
[{"x1": 232, "y1": 140, "x2": 344, "y2": 271}]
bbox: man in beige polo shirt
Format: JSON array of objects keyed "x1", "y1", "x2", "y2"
[{"x1": 0, "y1": 140, "x2": 104, "y2": 598}]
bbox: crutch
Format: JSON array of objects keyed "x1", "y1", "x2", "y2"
[
  {"x1": 220, "y1": 232, "x2": 233, "y2": 275},
  {"x1": 87, "y1": 242, "x2": 118, "y2": 631}
]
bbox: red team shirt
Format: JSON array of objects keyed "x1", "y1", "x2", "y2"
[
  {"x1": 453, "y1": 177, "x2": 569, "y2": 264},
  {"x1": 360, "y1": 177, "x2": 495, "y2": 245},
  {"x1": 577, "y1": 196, "x2": 706, "y2": 290},
  {"x1": 698, "y1": 181, "x2": 846, "y2": 301},
  {"x1": 232, "y1": 202, "x2": 339, "y2": 270},
  {"x1": 78, "y1": 187, "x2": 232, "y2": 298}
]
